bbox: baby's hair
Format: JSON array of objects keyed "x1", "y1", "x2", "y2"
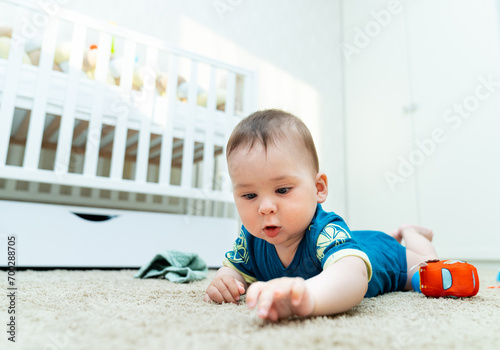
[{"x1": 226, "y1": 109, "x2": 319, "y2": 173}]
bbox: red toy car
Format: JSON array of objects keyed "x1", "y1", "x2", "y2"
[{"x1": 414, "y1": 260, "x2": 479, "y2": 297}]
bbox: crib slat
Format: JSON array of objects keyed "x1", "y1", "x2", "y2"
[
  {"x1": 202, "y1": 67, "x2": 218, "y2": 192},
  {"x1": 202, "y1": 67, "x2": 218, "y2": 216},
  {"x1": 0, "y1": 9, "x2": 27, "y2": 166},
  {"x1": 221, "y1": 72, "x2": 237, "y2": 216},
  {"x1": 118, "y1": 41, "x2": 136, "y2": 91},
  {"x1": 23, "y1": 18, "x2": 60, "y2": 170},
  {"x1": 94, "y1": 33, "x2": 113, "y2": 83},
  {"x1": 180, "y1": 60, "x2": 198, "y2": 189},
  {"x1": 221, "y1": 72, "x2": 237, "y2": 196},
  {"x1": 135, "y1": 47, "x2": 158, "y2": 183},
  {"x1": 183, "y1": 60, "x2": 200, "y2": 216},
  {"x1": 54, "y1": 24, "x2": 87, "y2": 175},
  {"x1": 243, "y1": 72, "x2": 254, "y2": 116},
  {"x1": 83, "y1": 32, "x2": 112, "y2": 178},
  {"x1": 110, "y1": 40, "x2": 136, "y2": 180},
  {"x1": 225, "y1": 72, "x2": 236, "y2": 118},
  {"x1": 158, "y1": 55, "x2": 179, "y2": 186}
]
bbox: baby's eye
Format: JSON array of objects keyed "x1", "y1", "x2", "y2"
[
  {"x1": 276, "y1": 188, "x2": 290, "y2": 194},
  {"x1": 243, "y1": 193, "x2": 257, "y2": 200}
]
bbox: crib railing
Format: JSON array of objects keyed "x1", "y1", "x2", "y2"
[{"x1": 0, "y1": 0, "x2": 256, "y2": 213}]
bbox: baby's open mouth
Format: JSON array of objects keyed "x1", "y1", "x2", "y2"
[{"x1": 263, "y1": 226, "x2": 281, "y2": 238}]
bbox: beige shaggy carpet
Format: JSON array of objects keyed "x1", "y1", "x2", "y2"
[{"x1": 1, "y1": 262, "x2": 499, "y2": 350}]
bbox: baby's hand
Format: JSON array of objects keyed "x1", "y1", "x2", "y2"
[
  {"x1": 204, "y1": 275, "x2": 246, "y2": 304},
  {"x1": 246, "y1": 277, "x2": 314, "y2": 322}
]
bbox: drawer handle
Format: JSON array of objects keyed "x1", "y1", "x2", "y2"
[{"x1": 72, "y1": 212, "x2": 118, "y2": 222}]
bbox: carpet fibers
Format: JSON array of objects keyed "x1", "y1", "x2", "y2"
[{"x1": 1, "y1": 263, "x2": 499, "y2": 350}]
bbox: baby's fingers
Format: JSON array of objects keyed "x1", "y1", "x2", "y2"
[
  {"x1": 256, "y1": 288, "x2": 276, "y2": 319},
  {"x1": 236, "y1": 280, "x2": 246, "y2": 295},
  {"x1": 203, "y1": 293, "x2": 212, "y2": 303},
  {"x1": 206, "y1": 276, "x2": 242, "y2": 304},
  {"x1": 267, "y1": 305, "x2": 280, "y2": 322},
  {"x1": 246, "y1": 281, "x2": 264, "y2": 309},
  {"x1": 219, "y1": 276, "x2": 244, "y2": 303}
]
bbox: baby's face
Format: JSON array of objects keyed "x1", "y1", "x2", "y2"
[{"x1": 228, "y1": 138, "x2": 324, "y2": 249}]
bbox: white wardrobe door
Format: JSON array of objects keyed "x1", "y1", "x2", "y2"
[
  {"x1": 407, "y1": 0, "x2": 500, "y2": 259},
  {"x1": 343, "y1": 0, "x2": 418, "y2": 232}
]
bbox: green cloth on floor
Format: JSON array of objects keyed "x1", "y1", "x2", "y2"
[{"x1": 134, "y1": 250, "x2": 208, "y2": 283}]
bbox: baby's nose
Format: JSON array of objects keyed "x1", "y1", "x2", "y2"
[{"x1": 258, "y1": 197, "x2": 277, "y2": 215}]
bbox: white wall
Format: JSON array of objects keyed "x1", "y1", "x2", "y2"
[
  {"x1": 342, "y1": 0, "x2": 500, "y2": 260},
  {"x1": 53, "y1": 0, "x2": 346, "y2": 215}
]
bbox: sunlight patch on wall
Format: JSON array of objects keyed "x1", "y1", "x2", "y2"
[{"x1": 177, "y1": 16, "x2": 321, "y2": 152}]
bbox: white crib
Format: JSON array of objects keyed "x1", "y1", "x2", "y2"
[{"x1": 0, "y1": 0, "x2": 256, "y2": 268}]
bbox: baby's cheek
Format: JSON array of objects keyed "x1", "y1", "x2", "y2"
[{"x1": 289, "y1": 204, "x2": 316, "y2": 231}]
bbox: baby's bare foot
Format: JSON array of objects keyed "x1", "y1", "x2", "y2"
[
  {"x1": 399, "y1": 224, "x2": 434, "y2": 242},
  {"x1": 389, "y1": 229, "x2": 403, "y2": 244}
]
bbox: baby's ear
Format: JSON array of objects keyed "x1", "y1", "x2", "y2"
[{"x1": 315, "y1": 172, "x2": 328, "y2": 203}]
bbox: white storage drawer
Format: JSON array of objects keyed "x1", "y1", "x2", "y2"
[{"x1": 0, "y1": 200, "x2": 238, "y2": 268}]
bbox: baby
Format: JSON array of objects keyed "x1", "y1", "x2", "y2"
[{"x1": 204, "y1": 109, "x2": 438, "y2": 321}]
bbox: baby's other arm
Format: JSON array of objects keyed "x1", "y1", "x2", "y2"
[{"x1": 204, "y1": 266, "x2": 248, "y2": 304}]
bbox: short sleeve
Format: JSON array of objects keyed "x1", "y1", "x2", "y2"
[
  {"x1": 316, "y1": 223, "x2": 373, "y2": 281},
  {"x1": 223, "y1": 228, "x2": 257, "y2": 284}
]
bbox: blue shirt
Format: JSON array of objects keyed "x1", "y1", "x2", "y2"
[{"x1": 223, "y1": 204, "x2": 408, "y2": 297}]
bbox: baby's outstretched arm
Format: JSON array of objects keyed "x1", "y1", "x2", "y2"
[
  {"x1": 204, "y1": 267, "x2": 247, "y2": 304},
  {"x1": 246, "y1": 256, "x2": 368, "y2": 322}
]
